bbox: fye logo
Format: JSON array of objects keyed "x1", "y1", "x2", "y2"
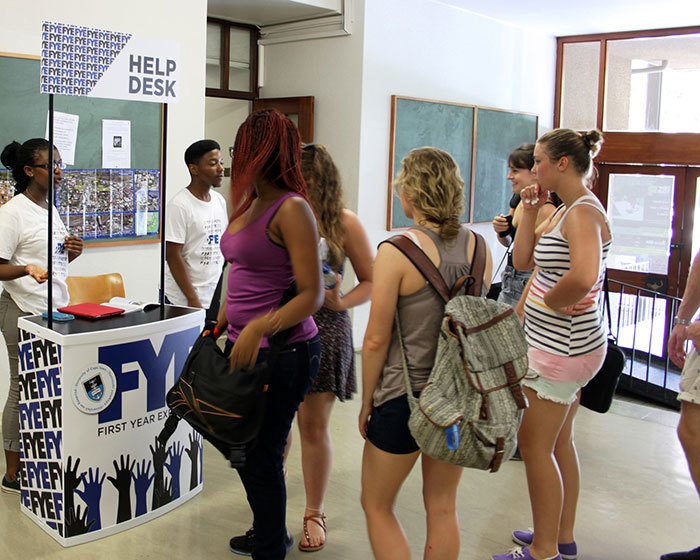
[
  {"x1": 97, "y1": 326, "x2": 199, "y2": 423},
  {"x1": 207, "y1": 234, "x2": 219, "y2": 245}
]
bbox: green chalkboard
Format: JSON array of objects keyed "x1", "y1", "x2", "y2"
[
  {"x1": 472, "y1": 108, "x2": 538, "y2": 223},
  {"x1": 389, "y1": 97, "x2": 474, "y2": 229},
  {"x1": 0, "y1": 55, "x2": 161, "y2": 169},
  {"x1": 0, "y1": 54, "x2": 162, "y2": 245}
]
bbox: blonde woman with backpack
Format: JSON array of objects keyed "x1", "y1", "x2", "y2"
[{"x1": 359, "y1": 147, "x2": 492, "y2": 560}]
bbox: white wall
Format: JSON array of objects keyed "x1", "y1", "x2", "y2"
[
  {"x1": 0, "y1": 0, "x2": 207, "y2": 408},
  {"x1": 204, "y1": 96, "x2": 251, "y2": 311},
  {"x1": 205, "y1": 97, "x2": 251, "y2": 162},
  {"x1": 354, "y1": 0, "x2": 557, "y2": 345},
  {"x1": 259, "y1": 2, "x2": 366, "y2": 213}
]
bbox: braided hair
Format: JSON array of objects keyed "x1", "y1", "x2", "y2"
[{"x1": 229, "y1": 109, "x2": 308, "y2": 221}]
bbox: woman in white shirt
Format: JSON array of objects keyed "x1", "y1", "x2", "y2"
[{"x1": 0, "y1": 139, "x2": 83, "y2": 494}]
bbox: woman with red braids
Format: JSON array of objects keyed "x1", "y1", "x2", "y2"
[{"x1": 215, "y1": 109, "x2": 324, "y2": 559}]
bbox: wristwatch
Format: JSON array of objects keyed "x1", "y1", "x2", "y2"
[{"x1": 673, "y1": 316, "x2": 692, "y2": 327}]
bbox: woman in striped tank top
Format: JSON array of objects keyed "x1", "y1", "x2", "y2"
[{"x1": 492, "y1": 129, "x2": 612, "y2": 560}]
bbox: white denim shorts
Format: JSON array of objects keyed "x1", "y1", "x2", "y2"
[
  {"x1": 679, "y1": 348, "x2": 700, "y2": 404},
  {"x1": 522, "y1": 346, "x2": 607, "y2": 405}
]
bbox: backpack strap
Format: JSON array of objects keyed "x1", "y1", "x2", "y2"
[
  {"x1": 468, "y1": 232, "x2": 487, "y2": 297},
  {"x1": 383, "y1": 230, "x2": 487, "y2": 301},
  {"x1": 382, "y1": 234, "x2": 450, "y2": 303}
]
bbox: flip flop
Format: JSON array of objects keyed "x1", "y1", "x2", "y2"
[{"x1": 299, "y1": 513, "x2": 326, "y2": 552}]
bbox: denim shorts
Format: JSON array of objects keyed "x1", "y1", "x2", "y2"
[
  {"x1": 497, "y1": 265, "x2": 532, "y2": 309},
  {"x1": 366, "y1": 394, "x2": 420, "y2": 455}
]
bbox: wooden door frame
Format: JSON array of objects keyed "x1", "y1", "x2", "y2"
[{"x1": 680, "y1": 168, "x2": 700, "y2": 294}]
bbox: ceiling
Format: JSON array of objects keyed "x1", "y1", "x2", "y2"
[
  {"x1": 208, "y1": 0, "x2": 700, "y2": 36},
  {"x1": 432, "y1": 0, "x2": 700, "y2": 36},
  {"x1": 207, "y1": 0, "x2": 341, "y2": 26}
]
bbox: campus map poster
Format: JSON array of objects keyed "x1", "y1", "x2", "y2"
[{"x1": 55, "y1": 169, "x2": 160, "y2": 239}]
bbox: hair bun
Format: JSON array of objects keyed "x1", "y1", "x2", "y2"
[
  {"x1": 581, "y1": 129, "x2": 604, "y2": 158},
  {"x1": 0, "y1": 140, "x2": 22, "y2": 170}
]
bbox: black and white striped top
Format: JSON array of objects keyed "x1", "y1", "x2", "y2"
[{"x1": 524, "y1": 195, "x2": 612, "y2": 356}]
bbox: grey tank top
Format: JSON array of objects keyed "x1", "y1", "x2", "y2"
[{"x1": 372, "y1": 225, "x2": 484, "y2": 408}]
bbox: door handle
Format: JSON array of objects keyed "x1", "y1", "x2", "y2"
[{"x1": 671, "y1": 243, "x2": 684, "y2": 250}]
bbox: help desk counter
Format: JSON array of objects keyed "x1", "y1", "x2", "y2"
[{"x1": 16, "y1": 305, "x2": 204, "y2": 546}]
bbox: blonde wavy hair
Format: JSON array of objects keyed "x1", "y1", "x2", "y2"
[
  {"x1": 301, "y1": 143, "x2": 345, "y2": 269},
  {"x1": 394, "y1": 147, "x2": 465, "y2": 240}
]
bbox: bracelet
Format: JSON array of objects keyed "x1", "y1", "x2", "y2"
[{"x1": 673, "y1": 317, "x2": 692, "y2": 327}]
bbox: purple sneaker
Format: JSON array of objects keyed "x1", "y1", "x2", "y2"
[
  {"x1": 660, "y1": 546, "x2": 700, "y2": 560},
  {"x1": 492, "y1": 546, "x2": 561, "y2": 560},
  {"x1": 512, "y1": 529, "x2": 577, "y2": 560}
]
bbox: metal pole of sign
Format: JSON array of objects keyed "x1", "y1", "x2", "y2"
[
  {"x1": 159, "y1": 103, "x2": 168, "y2": 320},
  {"x1": 47, "y1": 94, "x2": 54, "y2": 330}
]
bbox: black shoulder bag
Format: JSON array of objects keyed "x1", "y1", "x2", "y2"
[
  {"x1": 158, "y1": 284, "x2": 296, "y2": 468},
  {"x1": 580, "y1": 273, "x2": 627, "y2": 413}
]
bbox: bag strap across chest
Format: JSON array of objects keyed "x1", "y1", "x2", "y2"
[{"x1": 383, "y1": 230, "x2": 486, "y2": 301}]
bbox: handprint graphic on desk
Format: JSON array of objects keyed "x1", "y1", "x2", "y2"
[
  {"x1": 186, "y1": 432, "x2": 202, "y2": 491},
  {"x1": 132, "y1": 459, "x2": 154, "y2": 517},
  {"x1": 75, "y1": 467, "x2": 106, "y2": 531},
  {"x1": 107, "y1": 454, "x2": 135, "y2": 523}
]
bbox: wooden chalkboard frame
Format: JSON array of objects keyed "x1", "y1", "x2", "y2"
[
  {"x1": 387, "y1": 96, "x2": 475, "y2": 230},
  {"x1": 0, "y1": 52, "x2": 164, "y2": 247},
  {"x1": 387, "y1": 95, "x2": 538, "y2": 230}
]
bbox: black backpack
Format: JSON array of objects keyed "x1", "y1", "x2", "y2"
[{"x1": 158, "y1": 285, "x2": 295, "y2": 468}]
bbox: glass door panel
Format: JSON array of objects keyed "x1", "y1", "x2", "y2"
[
  {"x1": 598, "y1": 164, "x2": 686, "y2": 296},
  {"x1": 607, "y1": 173, "x2": 674, "y2": 275}
]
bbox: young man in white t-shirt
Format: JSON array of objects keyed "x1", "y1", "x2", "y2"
[{"x1": 164, "y1": 140, "x2": 228, "y2": 320}]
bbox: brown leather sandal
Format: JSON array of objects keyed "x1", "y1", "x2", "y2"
[{"x1": 298, "y1": 513, "x2": 327, "y2": 552}]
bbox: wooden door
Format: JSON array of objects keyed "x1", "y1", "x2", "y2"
[{"x1": 252, "y1": 96, "x2": 315, "y2": 143}]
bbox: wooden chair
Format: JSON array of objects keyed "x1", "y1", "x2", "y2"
[{"x1": 66, "y1": 273, "x2": 126, "y2": 305}]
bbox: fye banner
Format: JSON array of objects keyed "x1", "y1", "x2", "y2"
[
  {"x1": 41, "y1": 21, "x2": 179, "y2": 103},
  {"x1": 17, "y1": 315, "x2": 202, "y2": 545}
]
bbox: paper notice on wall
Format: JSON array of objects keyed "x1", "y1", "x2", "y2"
[
  {"x1": 102, "y1": 119, "x2": 131, "y2": 168},
  {"x1": 45, "y1": 111, "x2": 79, "y2": 165}
]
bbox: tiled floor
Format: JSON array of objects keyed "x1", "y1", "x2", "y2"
[{"x1": 1, "y1": 394, "x2": 698, "y2": 559}]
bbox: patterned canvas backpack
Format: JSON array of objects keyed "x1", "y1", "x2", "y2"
[{"x1": 385, "y1": 232, "x2": 528, "y2": 472}]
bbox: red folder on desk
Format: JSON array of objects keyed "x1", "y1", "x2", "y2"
[{"x1": 57, "y1": 303, "x2": 126, "y2": 319}]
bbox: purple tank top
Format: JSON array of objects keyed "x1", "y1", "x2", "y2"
[{"x1": 220, "y1": 191, "x2": 318, "y2": 347}]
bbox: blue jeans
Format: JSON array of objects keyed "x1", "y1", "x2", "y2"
[{"x1": 234, "y1": 335, "x2": 321, "y2": 559}]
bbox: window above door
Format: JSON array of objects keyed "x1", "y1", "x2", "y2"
[{"x1": 206, "y1": 18, "x2": 259, "y2": 99}]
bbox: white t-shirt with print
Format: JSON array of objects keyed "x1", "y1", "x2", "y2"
[
  {"x1": 0, "y1": 194, "x2": 70, "y2": 314},
  {"x1": 164, "y1": 187, "x2": 228, "y2": 308}
]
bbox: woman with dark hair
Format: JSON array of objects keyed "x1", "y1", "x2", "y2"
[
  {"x1": 214, "y1": 109, "x2": 323, "y2": 559},
  {"x1": 0, "y1": 139, "x2": 83, "y2": 494},
  {"x1": 492, "y1": 129, "x2": 610, "y2": 560},
  {"x1": 290, "y1": 143, "x2": 373, "y2": 551},
  {"x1": 492, "y1": 143, "x2": 559, "y2": 308}
]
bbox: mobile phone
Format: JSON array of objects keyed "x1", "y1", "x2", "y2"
[{"x1": 41, "y1": 311, "x2": 75, "y2": 322}]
